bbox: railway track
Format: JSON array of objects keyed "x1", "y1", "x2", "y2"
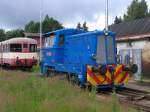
[
  {"x1": 57, "y1": 75, "x2": 150, "y2": 112},
  {"x1": 116, "y1": 87, "x2": 150, "y2": 112}
]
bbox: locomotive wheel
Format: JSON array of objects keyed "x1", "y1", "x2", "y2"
[
  {"x1": 66, "y1": 74, "x2": 70, "y2": 81},
  {"x1": 70, "y1": 75, "x2": 76, "y2": 86},
  {"x1": 87, "y1": 85, "x2": 92, "y2": 92},
  {"x1": 51, "y1": 70, "x2": 55, "y2": 76},
  {"x1": 70, "y1": 75, "x2": 80, "y2": 86},
  {"x1": 46, "y1": 69, "x2": 50, "y2": 77},
  {"x1": 80, "y1": 84, "x2": 86, "y2": 90},
  {"x1": 46, "y1": 69, "x2": 55, "y2": 77},
  {"x1": 75, "y1": 76, "x2": 80, "y2": 86}
]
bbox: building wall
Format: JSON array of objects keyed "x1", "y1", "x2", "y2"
[
  {"x1": 117, "y1": 39, "x2": 150, "y2": 79},
  {"x1": 142, "y1": 43, "x2": 150, "y2": 78},
  {"x1": 117, "y1": 40, "x2": 148, "y2": 53},
  {"x1": 30, "y1": 37, "x2": 45, "y2": 49}
]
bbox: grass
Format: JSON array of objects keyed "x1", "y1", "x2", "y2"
[
  {"x1": 0, "y1": 70, "x2": 137, "y2": 112},
  {"x1": 31, "y1": 64, "x2": 40, "y2": 73}
]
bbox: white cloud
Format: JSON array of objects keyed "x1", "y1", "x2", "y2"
[
  {"x1": 88, "y1": 14, "x2": 106, "y2": 31},
  {"x1": 64, "y1": 14, "x2": 106, "y2": 30},
  {"x1": 0, "y1": 0, "x2": 149, "y2": 31}
]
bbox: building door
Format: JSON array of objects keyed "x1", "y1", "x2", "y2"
[
  {"x1": 119, "y1": 49, "x2": 130, "y2": 64},
  {"x1": 132, "y1": 49, "x2": 142, "y2": 80}
]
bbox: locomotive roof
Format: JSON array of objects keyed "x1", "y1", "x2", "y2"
[
  {"x1": 1, "y1": 37, "x2": 37, "y2": 44},
  {"x1": 43, "y1": 28, "x2": 85, "y2": 37},
  {"x1": 67, "y1": 30, "x2": 116, "y2": 38},
  {"x1": 43, "y1": 28, "x2": 116, "y2": 38}
]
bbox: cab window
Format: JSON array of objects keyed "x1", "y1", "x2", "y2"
[
  {"x1": 59, "y1": 35, "x2": 64, "y2": 46},
  {"x1": 44, "y1": 35, "x2": 54, "y2": 47}
]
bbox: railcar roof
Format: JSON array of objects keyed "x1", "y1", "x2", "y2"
[{"x1": 1, "y1": 37, "x2": 37, "y2": 44}]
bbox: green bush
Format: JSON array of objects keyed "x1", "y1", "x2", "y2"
[{"x1": 32, "y1": 64, "x2": 40, "y2": 73}]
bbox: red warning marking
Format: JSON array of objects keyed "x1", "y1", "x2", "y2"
[{"x1": 87, "y1": 68, "x2": 102, "y2": 84}]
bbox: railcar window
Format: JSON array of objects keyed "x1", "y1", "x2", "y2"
[
  {"x1": 6, "y1": 44, "x2": 9, "y2": 52},
  {"x1": 10, "y1": 44, "x2": 22, "y2": 52},
  {"x1": 30, "y1": 44, "x2": 37, "y2": 52},
  {"x1": 4, "y1": 45, "x2": 6, "y2": 52},
  {"x1": 23, "y1": 44, "x2": 28, "y2": 48},
  {"x1": 0, "y1": 44, "x2": 2, "y2": 52}
]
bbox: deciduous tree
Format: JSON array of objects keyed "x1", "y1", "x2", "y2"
[
  {"x1": 0, "y1": 29, "x2": 5, "y2": 41},
  {"x1": 25, "y1": 15, "x2": 63, "y2": 33}
]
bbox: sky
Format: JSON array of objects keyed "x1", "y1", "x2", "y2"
[{"x1": 0, "y1": 0, "x2": 150, "y2": 31}]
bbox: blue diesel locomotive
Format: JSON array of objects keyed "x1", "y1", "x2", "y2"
[{"x1": 40, "y1": 28, "x2": 137, "y2": 90}]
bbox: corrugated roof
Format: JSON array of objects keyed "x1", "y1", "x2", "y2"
[
  {"x1": 1, "y1": 37, "x2": 37, "y2": 44},
  {"x1": 24, "y1": 32, "x2": 40, "y2": 37},
  {"x1": 109, "y1": 17, "x2": 150, "y2": 38}
]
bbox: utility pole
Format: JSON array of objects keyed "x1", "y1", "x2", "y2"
[
  {"x1": 0, "y1": 43, "x2": 3, "y2": 73},
  {"x1": 105, "y1": 0, "x2": 109, "y2": 31},
  {"x1": 40, "y1": 0, "x2": 43, "y2": 61}
]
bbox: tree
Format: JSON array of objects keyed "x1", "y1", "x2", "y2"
[
  {"x1": 5, "y1": 29, "x2": 24, "y2": 39},
  {"x1": 82, "y1": 22, "x2": 88, "y2": 31},
  {"x1": 25, "y1": 21, "x2": 39, "y2": 33},
  {"x1": 124, "y1": 0, "x2": 149, "y2": 21},
  {"x1": 76, "y1": 22, "x2": 88, "y2": 31},
  {"x1": 76, "y1": 22, "x2": 81, "y2": 29},
  {"x1": 42, "y1": 15, "x2": 63, "y2": 33},
  {"x1": 148, "y1": 10, "x2": 150, "y2": 17},
  {"x1": 0, "y1": 29, "x2": 5, "y2": 41},
  {"x1": 114, "y1": 16, "x2": 122, "y2": 24},
  {"x1": 25, "y1": 15, "x2": 63, "y2": 33}
]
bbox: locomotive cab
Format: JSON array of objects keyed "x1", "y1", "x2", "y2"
[
  {"x1": 42, "y1": 33, "x2": 64, "y2": 65},
  {"x1": 41, "y1": 28, "x2": 86, "y2": 75}
]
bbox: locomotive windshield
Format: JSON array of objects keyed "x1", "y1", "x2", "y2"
[
  {"x1": 44, "y1": 35, "x2": 54, "y2": 47},
  {"x1": 10, "y1": 44, "x2": 22, "y2": 52},
  {"x1": 97, "y1": 36, "x2": 115, "y2": 64}
]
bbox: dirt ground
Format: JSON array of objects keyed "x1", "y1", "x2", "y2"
[{"x1": 126, "y1": 80, "x2": 150, "y2": 92}]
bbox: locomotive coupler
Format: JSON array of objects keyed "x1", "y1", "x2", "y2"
[{"x1": 122, "y1": 64, "x2": 138, "y2": 74}]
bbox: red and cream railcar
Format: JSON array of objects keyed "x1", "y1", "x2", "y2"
[{"x1": 0, "y1": 37, "x2": 38, "y2": 68}]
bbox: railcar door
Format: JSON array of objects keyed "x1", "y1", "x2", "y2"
[{"x1": 23, "y1": 43, "x2": 28, "y2": 53}]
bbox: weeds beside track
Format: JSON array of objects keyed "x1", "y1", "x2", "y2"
[{"x1": 0, "y1": 70, "x2": 136, "y2": 112}]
